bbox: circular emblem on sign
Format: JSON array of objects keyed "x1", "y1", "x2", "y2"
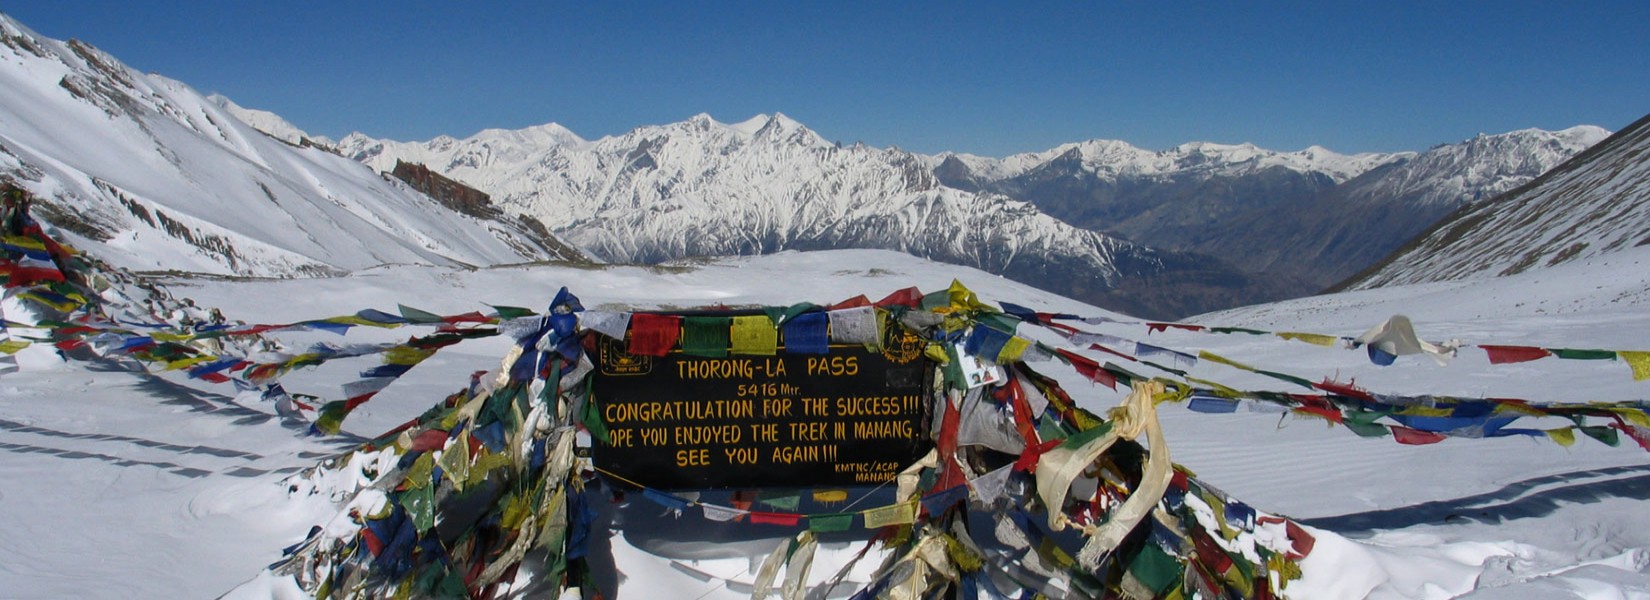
[
  {"x1": 881, "y1": 329, "x2": 925, "y2": 365},
  {"x1": 598, "y1": 335, "x2": 652, "y2": 375}
]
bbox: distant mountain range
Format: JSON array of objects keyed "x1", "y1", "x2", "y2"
[
  {"x1": 0, "y1": 10, "x2": 1617, "y2": 319},
  {"x1": 1343, "y1": 111, "x2": 1650, "y2": 290},
  {"x1": 338, "y1": 112, "x2": 1603, "y2": 317}
]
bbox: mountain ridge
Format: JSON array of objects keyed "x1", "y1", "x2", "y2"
[
  {"x1": 0, "y1": 12, "x2": 583, "y2": 278},
  {"x1": 1341, "y1": 110, "x2": 1650, "y2": 290}
]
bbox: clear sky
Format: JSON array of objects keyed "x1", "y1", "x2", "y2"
[{"x1": 7, "y1": 2, "x2": 1649, "y2": 157}]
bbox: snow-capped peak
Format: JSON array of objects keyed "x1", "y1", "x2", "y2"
[
  {"x1": 207, "y1": 94, "x2": 332, "y2": 146},
  {"x1": 470, "y1": 122, "x2": 587, "y2": 150}
]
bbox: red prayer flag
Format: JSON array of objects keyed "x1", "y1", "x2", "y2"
[
  {"x1": 748, "y1": 511, "x2": 802, "y2": 526},
  {"x1": 1390, "y1": 425, "x2": 1447, "y2": 446},
  {"x1": 876, "y1": 287, "x2": 923, "y2": 309},
  {"x1": 1480, "y1": 345, "x2": 1551, "y2": 365},
  {"x1": 935, "y1": 393, "x2": 966, "y2": 490},
  {"x1": 627, "y1": 313, "x2": 681, "y2": 357},
  {"x1": 827, "y1": 295, "x2": 872, "y2": 310},
  {"x1": 1056, "y1": 349, "x2": 1118, "y2": 389},
  {"x1": 1087, "y1": 343, "x2": 1139, "y2": 362},
  {"x1": 1013, "y1": 439, "x2": 1064, "y2": 472},
  {"x1": 1313, "y1": 378, "x2": 1375, "y2": 401}
]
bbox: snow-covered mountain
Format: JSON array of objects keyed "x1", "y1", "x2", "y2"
[
  {"x1": 206, "y1": 93, "x2": 334, "y2": 148},
  {"x1": 0, "y1": 13, "x2": 579, "y2": 277},
  {"x1": 928, "y1": 139, "x2": 1400, "y2": 189},
  {"x1": 338, "y1": 110, "x2": 1603, "y2": 317},
  {"x1": 338, "y1": 113, "x2": 1277, "y2": 319},
  {"x1": 1345, "y1": 111, "x2": 1650, "y2": 289},
  {"x1": 950, "y1": 127, "x2": 1608, "y2": 295}
]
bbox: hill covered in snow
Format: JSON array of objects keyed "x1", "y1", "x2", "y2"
[
  {"x1": 0, "y1": 13, "x2": 581, "y2": 278},
  {"x1": 1345, "y1": 111, "x2": 1650, "y2": 290}
]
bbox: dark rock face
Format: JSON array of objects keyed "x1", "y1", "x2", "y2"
[{"x1": 391, "y1": 160, "x2": 500, "y2": 220}]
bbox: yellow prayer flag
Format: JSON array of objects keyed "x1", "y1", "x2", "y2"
[
  {"x1": 1185, "y1": 377, "x2": 1241, "y2": 398},
  {"x1": 997, "y1": 336, "x2": 1031, "y2": 364},
  {"x1": 1, "y1": 235, "x2": 49, "y2": 251},
  {"x1": 18, "y1": 292, "x2": 83, "y2": 313},
  {"x1": 812, "y1": 489, "x2": 848, "y2": 504},
  {"x1": 384, "y1": 346, "x2": 436, "y2": 366},
  {"x1": 947, "y1": 279, "x2": 990, "y2": 311},
  {"x1": 861, "y1": 500, "x2": 917, "y2": 528},
  {"x1": 1395, "y1": 406, "x2": 1454, "y2": 418},
  {"x1": 1606, "y1": 407, "x2": 1650, "y2": 429},
  {"x1": 324, "y1": 315, "x2": 403, "y2": 329},
  {"x1": 149, "y1": 331, "x2": 193, "y2": 343},
  {"x1": 730, "y1": 315, "x2": 778, "y2": 356},
  {"x1": 1277, "y1": 332, "x2": 1338, "y2": 347},
  {"x1": 164, "y1": 355, "x2": 214, "y2": 371},
  {"x1": 1546, "y1": 427, "x2": 1577, "y2": 447},
  {"x1": 1197, "y1": 350, "x2": 1256, "y2": 372},
  {"x1": 1620, "y1": 351, "x2": 1650, "y2": 382},
  {"x1": 0, "y1": 339, "x2": 30, "y2": 354}
]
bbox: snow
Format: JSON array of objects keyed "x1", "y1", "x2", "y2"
[
  {"x1": 0, "y1": 14, "x2": 547, "y2": 277},
  {"x1": 4, "y1": 245, "x2": 1649, "y2": 598}
]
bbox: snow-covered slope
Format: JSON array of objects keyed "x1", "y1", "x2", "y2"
[
  {"x1": 0, "y1": 13, "x2": 573, "y2": 277},
  {"x1": 338, "y1": 113, "x2": 1271, "y2": 319},
  {"x1": 1348, "y1": 112, "x2": 1650, "y2": 289},
  {"x1": 6, "y1": 246, "x2": 1650, "y2": 599},
  {"x1": 206, "y1": 93, "x2": 334, "y2": 148}
]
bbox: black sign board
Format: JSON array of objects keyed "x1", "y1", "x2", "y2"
[{"x1": 589, "y1": 318, "x2": 934, "y2": 490}]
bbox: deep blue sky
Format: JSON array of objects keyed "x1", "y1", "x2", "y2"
[{"x1": 8, "y1": 2, "x2": 1648, "y2": 156}]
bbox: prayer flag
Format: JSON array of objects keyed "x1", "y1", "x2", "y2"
[
  {"x1": 781, "y1": 312, "x2": 829, "y2": 354},
  {"x1": 831, "y1": 306, "x2": 884, "y2": 344},
  {"x1": 1545, "y1": 427, "x2": 1577, "y2": 447},
  {"x1": 1390, "y1": 426, "x2": 1446, "y2": 446},
  {"x1": 580, "y1": 311, "x2": 632, "y2": 341},
  {"x1": 700, "y1": 503, "x2": 745, "y2": 522},
  {"x1": 1480, "y1": 345, "x2": 1551, "y2": 364},
  {"x1": 627, "y1": 313, "x2": 680, "y2": 356},
  {"x1": 681, "y1": 316, "x2": 731, "y2": 357},
  {"x1": 1619, "y1": 351, "x2": 1650, "y2": 381},
  {"x1": 861, "y1": 501, "x2": 917, "y2": 528},
  {"x1": 749, "y1": 511, "x2": 802, "y2": 527},
  {"x1": 808, "y1": 512, "x2": 854, "y2": 533},
  {"x1": 730, "y1": 315, "x2": 778, "y2": 355},
  {"x1": 1551, "y1": 348, "x2": 1616, "y2": 360},
  {"x1": 1277, "y1": 332, "x2": 1338, "y2": 346}
]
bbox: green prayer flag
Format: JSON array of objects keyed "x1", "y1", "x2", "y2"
[
  {"x1": 1580, "y1": 425, "x2": 1620, "y2": 446},
  {"x1": 404, "y1": 485, "x2": 436, "y2": 532},
  {"x1": 681, "y1": 316, "x2": 731, "y2": 357},
  {"x1": 490, "y1": 305, "x2": 537, "y2": 320},
  {"x1": 397, "y1": 304, "x2": 446, "y2": 324},
  {"x1": 808, "y1": 512, "x2": 855, "y2": 533},
  {"x1": 761, "y1": 302, "x2": 818, "y2": 327},
  {"x1": 1255, "y1": 369, "x2": 1317, "y2": 389},
  {"x1": 1059, "y1": 420, "x2": 1112, "y2": 449},
  {"x1": 581, "y1": 396, "x2": 610, "y2": 444},
  {"x1": 1551, "y1": 348, "x2": 1617, "y2": 360},
  {"x1": 757, "y1": 490, "x2": 801, "y2": 511},
  {"x1": 1341, "y1": 411, "x2": 1392, "y2": 438},
  {"x1": 314, "y1": 400, "x2": 349, "y2": 435},
  {"x1": 404, "y1": 452, "x2": 436, "y2": 489},
  {"x1": 1126, "y1": 543, "x2": 1182, "y2": 596}
]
